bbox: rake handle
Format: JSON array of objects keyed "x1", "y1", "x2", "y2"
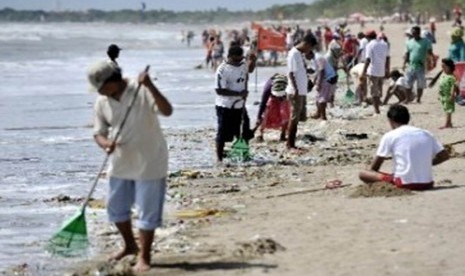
[
  {"x1": 445, "y1": 139, "x2": 465, "y2": 147},
  {"x1": 82, "y1": 65, "x2": 150, "y2": 210}
]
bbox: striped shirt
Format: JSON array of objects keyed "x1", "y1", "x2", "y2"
[{"x1": 214, "y1": 61, "x2": 248, "y2": 109}]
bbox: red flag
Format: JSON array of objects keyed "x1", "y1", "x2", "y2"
[{"x1": 257, "y1": 28, "x2": 286, "y2": 52}]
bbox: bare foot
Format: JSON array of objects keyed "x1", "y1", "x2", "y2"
[
  {"x1": 108, "y1": 246, "x2": 139, "y2": 261},
  {"x1": 132, "y1": 258, "x2": 151, "y2": 273}
]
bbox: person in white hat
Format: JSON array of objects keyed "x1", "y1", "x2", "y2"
[
  {"x1": 255, "y1": 73, "x2": 290, "y2": 142},
  {"x1": 87, "y1": 60, "x2": 173, "y2": 273}
]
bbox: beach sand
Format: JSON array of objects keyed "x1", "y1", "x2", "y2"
[{"x1": 57, "y1": 21, "x2": 465, "y2": 276}]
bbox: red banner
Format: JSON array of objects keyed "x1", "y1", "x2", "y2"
[{"x1": 257, "y1": 28, "x2": 286, "y2": 52}]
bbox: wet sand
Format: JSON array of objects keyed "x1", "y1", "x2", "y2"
[{"x1": 18, "y1": 21, "x2": 465, "y2": 275}]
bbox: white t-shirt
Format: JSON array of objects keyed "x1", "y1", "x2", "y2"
[
  {"x1": 358, "y1": 37, "x2": 369, "y2": 62},
  {"x1": 365, "y1": 39, "x2": 389, "y2": 77},
  {"x1": 286, "y1": 47, "x2": 308, "y2": 96},
  {"x1": 215, "y1": 61, "x2": 248, "y2": 109},
  {"x1": 350, "y1": 63, "x2": 365, "y2": 78},
  {"x1": 390, "y1": 76, "x2": 410, "y2": 89},
  {"x1": 93, "y1": 80, "x2": 168, "y2": 180},
  {"x1": 376, "y1": 125, "x2": 444, "y2": 184}
]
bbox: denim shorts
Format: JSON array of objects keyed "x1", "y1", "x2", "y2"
[
  {"x1": 405, "y1": 68, "x2": 426, "y2": 89},
  {"x1": 107, "y1": 177, "x2": 166, "y2": 230}
]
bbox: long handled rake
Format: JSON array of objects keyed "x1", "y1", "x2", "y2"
[{"x1": 47, "y1": 65, "x2": 150, "y2": 255}]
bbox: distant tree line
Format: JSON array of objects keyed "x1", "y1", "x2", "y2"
[{"x1": 0, "y1": 0, "x2": 463, "y2": 23}]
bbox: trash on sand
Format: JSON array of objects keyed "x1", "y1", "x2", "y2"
[
  {"x1": 325, "y1": 179, "x2": 343, "y2": 189},
  {"x1": 344, "y1": 133, "x2": 368, "y2": 140},
  {"x1": 169, "y1": 170, "x2": 202, "y2": 179},
  {"x1": 174, "y1": 209, "x2": 229, "y2": 219},
  {"x1": 233, "y1": 238, "x2": 285, "y2": 257}
]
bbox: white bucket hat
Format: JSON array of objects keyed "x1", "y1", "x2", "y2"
[
  {"x1": 87, "y1": 60, "x2": 120, "y2": 92},
  {"x1": 271, "y1": 74, "x2": 287, "y2": 97}
]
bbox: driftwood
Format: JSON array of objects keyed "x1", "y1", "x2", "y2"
[{"x1": 266, "y1": 184, "x2": 352, "y2": 199}]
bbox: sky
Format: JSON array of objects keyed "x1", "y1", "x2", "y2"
[{"x1": 0, "y1": 0, "x2": 316, "y2": 12}]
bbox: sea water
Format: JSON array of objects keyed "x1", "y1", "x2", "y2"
[{"x1": 0, "y1": 22, "x2": 282, "y2": 273}]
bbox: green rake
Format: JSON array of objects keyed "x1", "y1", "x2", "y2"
[{"x1": 227, "y1": 100, "x2": 252, "y2": 162}]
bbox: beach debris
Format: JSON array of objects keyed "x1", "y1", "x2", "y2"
[
  {"x1": 43, "y1": 195, "x2": 105, "y2": 209},
  {"x1": 350, "y1": 182, "x2": 413, "y2": 198},
  {"x1": 169, "y1": 169, "x2": 203, "y2": 179},
  {"x1": 267, "y1": 183, "x2": 352, "y2": 198},
  {"x1": 174, "y1": 208, "x2": 230, "y2": 219},
  {"x1": 66, "y1": 259, "x2": 134, "y2": 276},
  {"x1": 87, "y1": 199, "x2": 105, "y2": 209},
  {"x1": 233, "y1": 238, "x2": 285, "y2": 258},
  {"x1": 344, "y1": 133, "x2": 368, "y2": 140},
  {"x1": 302, "y1": 134, "x2": 325, "y2": 143},
  {"x1": 216, "y1": 184, "x2": 241, "y2": 194},
  {"x1": 325, "y1": 179, "x2": 343, "y2": 189},
  {"x1": 9, "y1": 263, "x2": 28, "y2": 275}
]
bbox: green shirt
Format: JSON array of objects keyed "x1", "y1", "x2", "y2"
[
  {"x1": 439, "y1": 74, "x2": 456, "y2": 99},
  {"x1": 406, "y1": 38, "x2": 432, "y2": 70}
]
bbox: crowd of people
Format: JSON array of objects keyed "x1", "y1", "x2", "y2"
[{"x1": 80, "y1": 7, "x2": 465, "y2": 273}]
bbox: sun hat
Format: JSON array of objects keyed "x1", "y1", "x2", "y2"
[
  {"x1": 87, "y1": 60, "x2": 121, "y2": 92},
  {"x1": 271, "y1": 74, "x2": 287, "y2": 97}
]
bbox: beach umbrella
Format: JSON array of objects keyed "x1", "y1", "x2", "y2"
[{"x1": 47, "y1": 65, "x2": 150, "y2": 255}]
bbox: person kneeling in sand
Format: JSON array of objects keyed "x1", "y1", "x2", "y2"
[
  {"x1": 359, "y1": 104, "x2": 449, "y2": 191},
  {"x1": 88, "y1": 61, "x2": 173, "y2": 272},
  {"x1": 382, "y1": 69, "x2": 410, "y2": 105}
]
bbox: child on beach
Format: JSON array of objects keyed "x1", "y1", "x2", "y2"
[
  {"x1": 256, "y1": 74, "x2": 290, "y2": 142},
  {"x1": 438, "y1": 58, "x2": 458, "y2": 129},
  {"x1": 383, "y1": 70, "x2": 410, "y2": 105}
]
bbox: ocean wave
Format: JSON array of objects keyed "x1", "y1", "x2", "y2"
[{"x1": 4, "y1": 125, "x2": 91, "y2": 131}]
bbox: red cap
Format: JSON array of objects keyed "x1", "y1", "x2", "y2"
[{"x1": 365, "y1": 30, "x2": 377, "y2": 38}]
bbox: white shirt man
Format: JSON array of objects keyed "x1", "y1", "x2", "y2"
[
  {"x1": 365, "y1": 38, "x2": 390, "y2": 77},
  {"x1": 376, "y1": 125, "x2": 443, "y2": 184},
  {"x1": 359, "y1": 104, "x2": 449, "y2": 190},
  {"x1": 286, "y1": 46, "x2": 308, "y2": 96}
]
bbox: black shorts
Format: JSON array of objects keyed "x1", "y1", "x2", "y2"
[{"x1": 216, "y1": 106, "x2": 253, "y2": 143}]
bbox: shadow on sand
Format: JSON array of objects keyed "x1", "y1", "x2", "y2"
[
  {"x1": 152, "y1": 261, "x2": 277, "y2": 272},
  {"x1": 430, "y1": 185, "x2": 465, "y2": 191}
]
